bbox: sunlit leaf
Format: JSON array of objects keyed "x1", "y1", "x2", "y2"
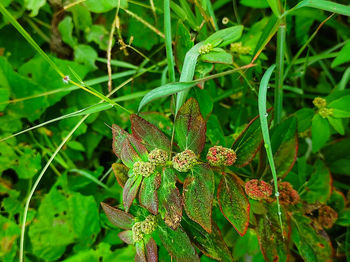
[{"x1": 123, "y1": 175, "x2": 143, "y2": 212}]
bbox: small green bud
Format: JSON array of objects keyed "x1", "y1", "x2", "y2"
[
  {"x1": 199, "y1": 43, "x2": 213, "y2": 55},
  {"x1": 313, "y1": 97, "x2": 327, "y2": 109},
  {"x1": 148, "y1": 149, "x2": 168, "y2": 166},
  {"x1": 319, "y1": 107, "x2": 333, "y2": 118},
  {"x1": 172, "y1": 149, "x2": 197, "y2": 172},
  {"x1": 133, "y1": 161, "x2": 155, "y2": 177},
  {"x1": 141, "y1": 215, "x2": 157, "y2": 235},
  {"x1": 132, "y1": 222, "x2": 144, "y2": 242},
  {"x1": 230, "y1": 42, "x2": 251, "y2": 55}
]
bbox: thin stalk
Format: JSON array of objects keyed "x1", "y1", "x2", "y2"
[
  {"x1": 107, "y1": 8, "x2": 120, "y2": 92},
  {"x1": 274, "y1": 22, "x2": 286, "y2": 124}
]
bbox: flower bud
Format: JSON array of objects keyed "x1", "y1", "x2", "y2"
[
  {"x1": 141, "y1": 215, "x2": 157, "y2": 235},
  {"x1": 172, "y1": 149, "x2": 197, "y2": 172},
  {"x1": 133, "y1": 161, "x2": 155, "y2": 177},
  {"x1": 278, "y1": 182, "x2": 299, "y2": 205},
  {"x1": 207, "y1": 146, "x2": 237, "y2": 166},
  {"x1": 245, "y1": 179, "x2": 272, "y2": 200},
  {"x1": 319, "y1": 107, "x2": 333, "y2": 118},
  {"x1": 230, "y1": 42, "x2": 251, "y2": 55},
  {"x1": 148, "y1": 149, "x2": 168, "y2": 166},
  {"x1": 199, "y1": 43, "x2": 213, "y2": 55},
  {"x1": 132, "y1": 222, "x2": 143, "y2": 242},
  {"x1": 313, "y1": 97, "x2": 327, "y2": 109},
  {"x1": 318, "y1": 205, "x2": 338, "y2": 229}
]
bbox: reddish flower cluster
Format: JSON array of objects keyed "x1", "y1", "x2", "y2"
[
  {"x1": 318, "y1": 205, "x2": 338, "y2": 229},
  {"x1": 245, "y1": 179, "x2": 273, "y2": 200},
  {"x1": 278, "y1": 182, "x2": 299, "y2": 205},
  {"x1": 206, "y1": 146, "x2": 237, "y2": 166},
  {"x1": 172, "y1": 149, "x2": 197, "y2": 172}
]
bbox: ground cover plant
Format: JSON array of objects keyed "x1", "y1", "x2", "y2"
[{"x1": 0, "y1": 0, "x2": 350, "y2": 261}]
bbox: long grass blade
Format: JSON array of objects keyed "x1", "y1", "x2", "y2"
[{"x1": 164, "y1": 0, "x2": 176, "y2": 82}]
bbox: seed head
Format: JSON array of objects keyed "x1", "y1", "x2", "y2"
[
  {"x1": 207, "y1": 146, "x2": 237, "y2": 166},
  {"x1": 313, "y1": 97, "x2": 327, "y2": 109},
  {"x1": 132, "y1": 222, "x2": 143, "y2": 242},
  {"x1": 172, "y1": 149, "x2": 197, "y2": 172},
  {"x1": 141, "y1": 215, "x2": 157, "y2": 235},
  {"x1": 278, "y1": 182, "x2": 299, "y2": 205},
  {"x1": 319, "y1": 107, "x2": 333, "y2": 118},
  {"x1": 245, "y1": 179, "x2": 273, "y2": 200},
  {"x1": 148, "y1": 149, "x2": 168, "y2": 166},
  {"x1": 133, "y1": 161, "x2": 155, "y2": 177},
  {"x1": 318, "y1": 205, "x2": 338, "y2": 229},
  {"x1": 199, "y1": 43, "x2": 213, "y2": 55}
]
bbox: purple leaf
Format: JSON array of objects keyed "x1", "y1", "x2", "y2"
[
  {"x1": 123, "y1": 175, "x2": 143, "y2": 212},
  {"x1": 118, "y1": 230, "x2": 134, "y2": 244},
  {"x1": 100, "y1": 202, "x2": 134, "y2": 229},
  {"x1": 145, "y1": 237, "x2": 158, "y2": 262}
]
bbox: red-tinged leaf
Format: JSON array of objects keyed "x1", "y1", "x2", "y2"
[
  {"x1": 182, "y1": 217, "x2": 233, "y2": 262},
  {"x1": 121, "y1": 140, "x2": 142, "y2": 168},
  {"x1": 100, "y1": 202, "x2": 134, "y2": 229},
  {"x1": 145, "y1": 237, "x2": 158, "y2": 262},
  {"x1": 217, "y1": 173, "x2": 250, "y2": 236},
  {"x1": 123, "y1": 175, "x2": 143, "y2": 212},
  {"x1": 118, "y1": 230, "x2": 134, "y2": 244},
  {"x1": 183, "y1": 164, "x2": 214, "y2": 233},
  {"x1": 291, "y1": 213, "x2": 333, "y2": 261},
  {"x1": 112, "y1": 163, "x2": 129, "y2": 187},
  {"x1": 159, "y1": 168, "x2": 183, "y2": 229},
  {"x1": 257, "y1": 203, "x2": 290, "y2": 262},
  {"x1": 135, "y1": 241, "x2": 147, "y2": 262},
  {"x1": 139, "y1": 173, "x2": 161, "y2": 215},
  {"x1": 131, "y1": 114, "x2": 171, "y2": 151},
  {"x1": 232, "y1": 109, "x2": 272, "y2": 167},
  {"x1": 112, "y1": 124, "x2": 129, "y2": 158},
  {"x1": 175, "y1": 98, "x2": 206, "y2": 154},
  {"x1": 158, "y1": 220, "x2": 200, "y2": 262},
  {"x1": 271, "y1": 117, "x2": 298, "y2": 178}
]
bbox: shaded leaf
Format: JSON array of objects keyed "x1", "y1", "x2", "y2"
[
  {"x1": 312, "y1": 114, "x2": 330, "y2": 152},
  {"x1": 101, "y1": 202, "x2": 134, "y2": 229},
  {"x1": 139, "y1": 173, "x2": 161, "y2": 215},
  {"x1": 112, "y1": 163, "x2": 129, "y2": 188},
  {"x1": 131, "y1": 114, "x2": 171, "y2": 151},
  {"x1": 183, "y1": 164, "x2": 214, "y2": 233},
  {"x1": 175, "y1": 20, "x2": 194, "y2": 71},
  {"x1": 182, "y1": 217, "x2": 232, "y2": 262},
  {"x1": 175, "y1": 98, "x2": 206, "y2": 154},
  {"x1": 123, "y1": 175, "x2": 143, "y2": 212},
  {"x1": 257, "y1": 203, "x2": 290, "y2": 262},
  {"x1": 118, "y1": 230, "x2": 134, "y2": 245},
  {"x1": 232, "y1": 110, "x2": 272, "y2": 167},
  {"x1": 145, "y1": 237, "x2": 158, "y2": 262},
  {"x1": 217, "y1": 172, "x2": 250, "y2": 236},
  {"x1": 120, "y1": 140, "x2": 142, "y2": 168}
]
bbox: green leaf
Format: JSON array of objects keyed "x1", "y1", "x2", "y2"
[
  {"x1": 182, "y1": 217, "x2": 233, "y2": 262},
  {"x1": 336, "y1": 209, "x2": 350, "y2": 227},
  {"x1": 204, "y1": 26, "x2": 244, "y2": 47},
  {"x1": 13, "y1": 147, "x2": 41, "y2": 179},
  {"x1": 327, "y1": 116, "x2": 344, "y2": 135},
  {"x1": 24, "y1": 0, "x2": 46, "y2": 17},
  {"x1": 312, "y1": 114, "x2": 330, "y2": 152},
  {"x1": 85, "y1": 0, "x2": 127, "y2": 13},
  {"x1": 257, "y1": 203, "x2": 290, "y2": 262},
  {"x1": 130, "y1": 114, "x2": 171, "y2": 151},
  {"x1": 329, "y1": 95, "x2": 350, "y2": 117},
  {"x1": 331, "y1": 41, "x2": 350, "y2": 67},
  {"x1": 232, "y1": 111, "x2": 271, "y2": 167},
  {"x1": 206, "y1": 115, "x2": 226, "y2": 146},
  {"x1": 85, "y1": 25, "x2": 109, "y2": 50},
  {"x1": 175, "y1": 20, "x2": 194, "y2": 71},
  {"x1": 271, "y1": 117, "x2": 298, "y2": 178},
  {"x1": 217, "y1": 173, "x2": 250, "y2": 236},
  {"x1": 158, "y1": 168, "x2": 183, "y2": 229},
  {"x1": 158, "y1": 220, "x2": 200, "y2": 262},
  {"x1": 74, "y1": 44, "x2": 97, "y2": 70},
  {"x1": 175, "y1": 98, "x2": 206, "y2": 154},
  {"x1": 0, "y1": 215, "x2": 20, "y2": 262},
  {"x1": 139, "y1": 173, "x2": 161, "y2": 215},
  {"x1": 138, "y1": 81, "x2": 197, "y2": 112},
  {"x1": 112, "y1": 163, "x2": 129, "y2": 188},
  {"x1": 183, "y1": 164, "x2": 214, "y2": 233},
  {"x1": 300, "y1": 160, "x2": 332, "y2": 204},
  {"x1": 266, "y1": 0, "x2": 281, "y2": 17},
  {"x1": 295, "y1": 108, "x2": 314, "y2": 132},
  {"x1": 292, "y1": 213, "x2": 333, "y2": 262},
  {"x1": 58, "y1": 16, "x2": 77, "y2": 48},
  {"x1": 294, "y1": 0, "x2": 350, "y2": 17},
  {"x1": 101, "y1": 202, "x2": 134, "y2": 229},
  {"x1": 123, "y1": 175, "x2": 143, "y2": 212},
  {"x1": 240, "y1": 0, "x2": 269, "y2": 8},
  {"x1": 201, "y1": 49, "x2": 233, "y2": 64}
]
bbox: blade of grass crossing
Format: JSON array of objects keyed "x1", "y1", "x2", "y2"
[
  {"x1": 164, "y1": 0, "x2": 176, "y2": 82},
  {"x1": 258, "y1": 64, "x2": 284, "y2": 238}
]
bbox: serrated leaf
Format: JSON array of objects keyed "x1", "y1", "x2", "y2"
[
  {"x1": 292, "y1": 212, "x2": 333, "y2": 262},
  {"x1": 101, "y1": 202, "x2": 134, "y2": 229},
  {"x1": 158, "y1": 220, "x2": 199, "y2": 262},
  {"x1": 312, "y1": 114, "x2": 330, "y2": 152},
  {"x1": 217, "y1": 173, "x2": 250, "y2": 236},
  {"x1": 232, "y1": 110, "x2": 272, "y2": 167},
  {"x1": 123, "y1": 175, "x2": 143, "y2": 212},
  {"x1": 257, "y1": 203, "x2": 290, "y2": 262},
  {"x1": 159, "y1": 168, "x2": 183, "y2": 229},
  {"x1": 182, "y1": 217, "x2": 232, "y2": 262},
  {"x1": 175, "y1": 98, "x2": 206, "y2": 154},
  {"x1": 271, "y1": 117, "x2": 298, "y2": 178},
  {"x1": 131, "y1": 114, "x2": 171, "y2": 151},
  {"x1": 183, "y1": 164, "x2": 214, "y2": 233},
  {"x1": 139, "y1": 173, "x2": 161, "y2": 215}
]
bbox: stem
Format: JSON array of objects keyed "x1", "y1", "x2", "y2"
[{"x1": 274, "y1": 21, "x2": 286, "y2": 124}]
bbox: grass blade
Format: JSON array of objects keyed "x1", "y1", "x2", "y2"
[
  {"x1": 164, "y1": 0, "x2": 176, "y2": 82},
  {"x1": 293, "y1": 0, "x2": 350, "y2": 17},
  {"x1": 258, "y1": 64, "x2": 284, "y2": 238}
]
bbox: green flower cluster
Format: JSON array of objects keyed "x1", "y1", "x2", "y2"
[
  {"x1": 198, "y1": 43, "x2": 213, "y2": 55},
  {"x1": 172, "y1": 149, "x2": 197, "y2": 172},
  {"x1": 313, "y1": 97, "x2": 333, "y2": 118},
  {"x1": 148, "y1": 148, "x2": 168, "y2": 165},
  {"x1": 133, "y1": 161, "x2": 155, "y2": 177},
  {"x1": 132, "y1": 215, "x2": 157, "y2": 242},
  {"x1": 230, "y1": 42, "x2": 251, "y2": 55}
]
